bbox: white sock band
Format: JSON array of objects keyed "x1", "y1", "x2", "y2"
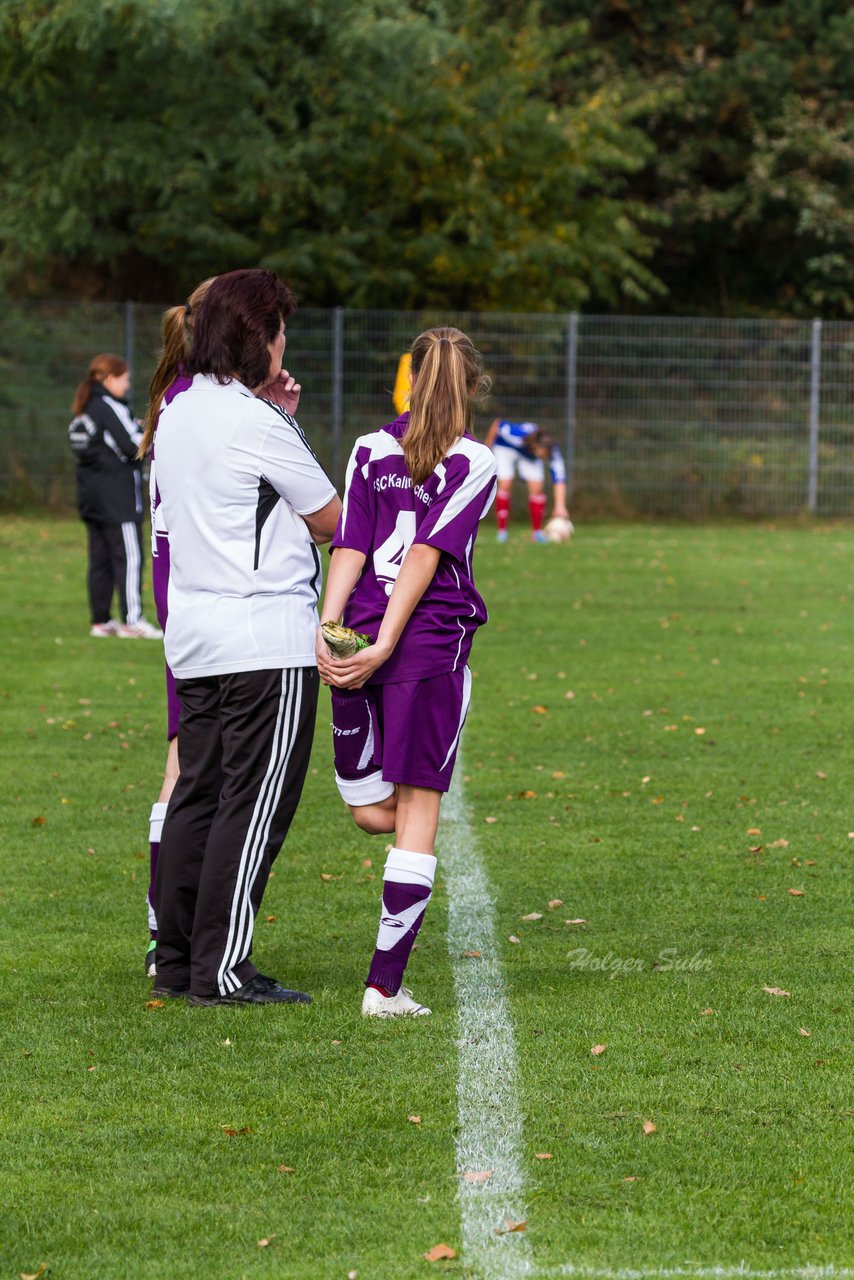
[
  {"x1": 335, "y1": 769, "x2": 395, "y2": 807},
  {"x1": 149, "y1": 801, "x2": 168, "y2": 844},
  {"x1": 384, "y1": 847, "x2": 437, "y2": 890}
]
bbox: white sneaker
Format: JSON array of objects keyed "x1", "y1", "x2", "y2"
[
  {"x1": 90, "y1": 619, "x2": 120, "y2": 637},
  {"x1": 361, "y1": 985, "x2": 431, "y2": 1018},
  {"x1": 119, "y1": 618, "x2": 163, "y2": 640}
]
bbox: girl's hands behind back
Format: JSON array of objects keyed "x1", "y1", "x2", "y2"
[{"x1": 316, "y1": 632, "x2": 391, "y2": 690}]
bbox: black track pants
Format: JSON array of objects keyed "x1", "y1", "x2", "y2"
[
  {"x1": 154, "y1": 667, "x2": 318, "y2": 997},
  {"x1": 85, "y1": 520, "x2": 144, "y2": 625}
]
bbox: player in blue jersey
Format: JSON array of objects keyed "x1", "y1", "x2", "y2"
[{"x1": 484, "y1": 418, "x2": 572, "y2": 542}]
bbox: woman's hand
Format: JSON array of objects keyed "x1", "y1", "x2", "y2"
[{"x1": 259, "y1": 369, "x2": 301, "y2": 415}]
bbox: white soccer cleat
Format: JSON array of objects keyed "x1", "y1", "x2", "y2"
[
  {"x1": 361, "y1": 985, "x2": 431, "y2": 1018},
  {"x1": 119, "y1": 618, "x2": 163, "y2": 640},
  {"x1": 90, "y1": 619, "x2": 120, "y2": 637}
]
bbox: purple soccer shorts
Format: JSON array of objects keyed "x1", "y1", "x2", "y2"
[{"x1": 332, "y1": 667, "x2": 472, "y2": 801}]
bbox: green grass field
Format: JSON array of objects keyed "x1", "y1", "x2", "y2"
[{"x1": 1, "y1": 515, "x2": 852, "y2": 1280}]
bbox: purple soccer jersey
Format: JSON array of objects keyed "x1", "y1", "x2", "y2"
[
  {"x1": 150, "y1": 373, "x2": 193, "y2": 740},
  {"x1": 331, "y1": 414, "x2": 497, "y2": 684}
]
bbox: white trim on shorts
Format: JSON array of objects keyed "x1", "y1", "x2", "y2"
[{"x1": 335, "y1": 768, "x2": 395, "y2": 807}]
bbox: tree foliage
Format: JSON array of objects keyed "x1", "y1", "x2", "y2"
[
  {"x1": 0, "y1": 0, "x2": 850, "y2": 313},
  {"x1": 0, "y1": 0, "x2": 663, "y2": 310}
]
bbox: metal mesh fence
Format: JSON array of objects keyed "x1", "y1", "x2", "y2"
[{"x1": 1, "y1": 302, "x2": 852, "y2": 516}]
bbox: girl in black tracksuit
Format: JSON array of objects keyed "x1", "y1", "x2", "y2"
[{"x1": 69, "y1": 353, "x2": 156, "y2": 637}]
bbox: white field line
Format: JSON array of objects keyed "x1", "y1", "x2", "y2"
[
  {"x1": 544, "y1": 1268, "x2": 854, "y2": 1279},
  {"x1": 441, "y1": 762, "x2": 535, "y2": 1278}
]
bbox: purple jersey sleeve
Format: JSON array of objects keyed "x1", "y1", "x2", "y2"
[
  {"x1": 414, "y1": 444, "x2": 497, "y2": 561},
  {"x1": 333, "y1": 440, "x2": 374, "y2": 556}
]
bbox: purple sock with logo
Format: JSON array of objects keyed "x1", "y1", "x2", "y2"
[{"x1": 366, "y1": 848, "x2": 437, "y2": 994}]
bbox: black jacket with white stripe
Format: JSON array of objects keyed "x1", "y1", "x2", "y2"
[{"x1": 69, "y1": 383, "x2": 144, "y2": 524}]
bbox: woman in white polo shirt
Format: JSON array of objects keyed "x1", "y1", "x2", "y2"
[{"x1": 152, "y1": 269, "x2": 341, "y2": 1006}]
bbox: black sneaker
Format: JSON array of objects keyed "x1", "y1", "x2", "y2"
[
  {"x1": 188, "y1": 975, "x2": 312, "y2": 1006},
  {"x1": 150, "y1": 984, "x2": 189, "y2": 999}
]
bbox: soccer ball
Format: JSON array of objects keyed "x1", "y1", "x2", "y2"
[{"x1": 544, "y1": 516, "x2": 574, "y2": 544}]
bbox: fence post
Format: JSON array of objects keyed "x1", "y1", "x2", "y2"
[
  {"x1": 124, "y1": 300, "x2": 135, "y2": 389},
  {"x1": 807, "y1": 317, "x2": 822, "y2": 514},
  {"x1": 331, "y1": 306, "x2": 344, "y2": 483},
  {"x1": 565, "y1": 312, "x2": 578, "y2": 491}
]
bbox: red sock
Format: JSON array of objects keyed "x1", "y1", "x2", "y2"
[
  {"x1": 496, "y1": 492, "x2": 511, "y2": 531},
  {"x1": 529, "y1": 494, "x2": 546, "y2": 532},
  {"x1": 368, "y1": 982, "x2": 395, "y2": 997}
]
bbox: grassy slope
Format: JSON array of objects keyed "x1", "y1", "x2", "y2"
[{"x1": 1, "y1": 516, "x2": 852, "y2": 1278}]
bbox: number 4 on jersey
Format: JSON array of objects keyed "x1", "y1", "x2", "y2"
[{"x1": 373, "y1": 511, "x2": 416, "y2": 596}]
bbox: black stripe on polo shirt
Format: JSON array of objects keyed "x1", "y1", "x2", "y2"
[
  {"x1": 308, "y1": 542, "x2": 321, "y2": 602},
  {"x1": 265, "y1": 402, "x2": 323, "y2": 466},
  {"x1": 254, "y1": 477, "x2": 281, "y2": 571}
]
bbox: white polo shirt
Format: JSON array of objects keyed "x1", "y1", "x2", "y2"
[{"x1": 155, "y1": 374, "x2": 337, "y2": 679}]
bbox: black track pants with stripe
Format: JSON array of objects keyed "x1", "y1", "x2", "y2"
[
  {"x1": 85, "y1": 519, "x2": 144, "y2": 625},
  {"x1": 154, "y1": 667, "x2": 318, "y2": 997}
]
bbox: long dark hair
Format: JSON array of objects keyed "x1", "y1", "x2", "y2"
[
  {"x1": 71, "y1": 353, "x2": 127, "y2": 415},
  {"x1": 185, "y1": 269, "x2": 297, "y2": 390},
  {"x1": 404, "y1": 327, "x2": 489, "y2": 484}
]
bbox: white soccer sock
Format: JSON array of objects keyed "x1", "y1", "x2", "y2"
[{"x1": 149, "y1": 801, "x2": 168, "y2": 844}]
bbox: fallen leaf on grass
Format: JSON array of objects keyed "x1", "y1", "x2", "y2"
[
  {"x1": 221, "y1": 1126, "x2": 253, "y2": 1136},
  {"x1": 461, "y1": 950, "x2": 481, "y2": 958},
  {"x1": 518, "y1": 789, "x2": 538, "y2": 799},
  {"x1": 424, "y1": 1244, "x2": 457, "y2": 1261},
  {"x1": 31, "y1": 817, "x2": 46, "y2": 827},
  {"x1": 701, "y1": 1008, "x2": 715, "y2": 1016},
  {"x1": 521, "y1": 912, "x2": 543, "y2": 922},
  {"x1": 787, "y1": 888, "x2": 805, "y2": 897},
  {"x1": 320, "y1": 873, "x2": 342, "y2": 882},
  {"x1": 408, "y1": 1115, "x2": 422, "y2": 1124},
  {"x1": 277, "y1": 1165, "x2": 295, "y2": 1173},
  {"x1": 642, "y1": 1121, "x2": 656, "y2": 1135},
  {"x1": 799, "y1": 1028, "x2": 811, "y2": 1037},
  {"x1": 145, "y1": 999, "x2": 164, "y2": 1009},
  {"x1": 548, "y1": 899, "x2": 563, "y2": 909},
  {"x1": 463, "y1": 1170, "x2": 493, "y2": 1183},
  {"x1": 265, "y1": 914, "x2": 277, "y2": 922},
  {"x1": 19, "y1": 1266, "x2": 47, "y2": 1280},
  {"x1": 531, "y1": 705, "x2": 548, "y2": 715},
  {"x1": 623, "y1": 1176, "x2": 638, "y2": 1182},
  {"x1": 768, "y1": 838, "x2": 789, "y2": 848},
  {"x1": 763, "y1": 986, "x2": 790, "y2": 997},
  {"x1": 564, "y1": 918, "x2": 588, "y2": 926},
  {"x1": 747, "y1": 827, "x2": 761, "y2": 836},
  {"x1": 508, "y1": 935, "x2": 521, "y2": 944},
  {"x1": 484, "y1": 816, "x2": 498, "y2": 824},
  {"x1": 534, "y1": 1152, "x2": 552, "y2": 1160},
  {"x1": 816, "y1": 771, "x2": 827, "y2": 779},
  {"x1": 258, "y1": 1236, "x2": 276, "y2": 1247},
  {"x1": 591, "y1": 1044, "x2": 607, "y2": 1057},
  {"x1": 495, "y1": 1219, "x2": 527, "y2": 1235}
]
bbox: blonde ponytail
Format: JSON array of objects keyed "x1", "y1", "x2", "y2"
[
  {"x1": 138, "y1": 276, "x2": 216, "y2": 458},
  {"x1": 403, "y1": 327, "x2": 488, "y2": 484}
]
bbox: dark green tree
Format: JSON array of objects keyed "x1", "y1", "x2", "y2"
[{"x1": 0, "y1": 0, "x2": 666, "y2": 309}]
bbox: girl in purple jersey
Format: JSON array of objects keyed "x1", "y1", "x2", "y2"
[
  {"x1": 136, "y1": 279, "x2": 213, "y2": 977},
  {"x1": 317, "y1": 326, "x2": 497, "y2": 1018}
]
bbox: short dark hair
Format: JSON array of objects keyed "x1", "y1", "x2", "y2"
[{"x1": 186, "y1": 269, "x2": 297, "y2": 389}]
